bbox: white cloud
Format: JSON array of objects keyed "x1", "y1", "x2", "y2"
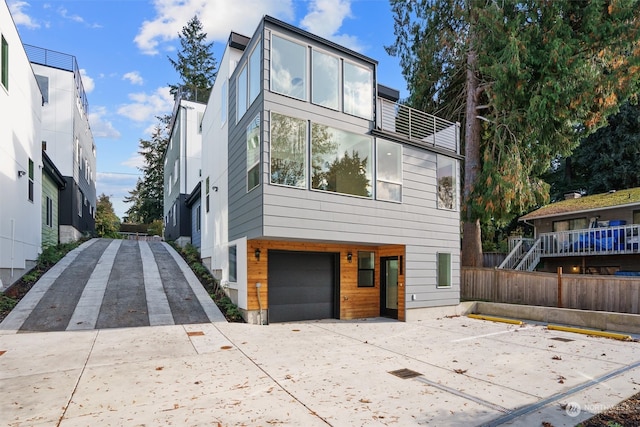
[
  {"x1": 58, "y1": 6, "x2": 85, "y2": 23},
  {"x1": 117, "y1": 87, "x2": 174, "y2": 123},
  {"x1": 123, "y1": 71, "x2": 144, "y2": 86},
  {"x1": 300, "y1": 0, "x2": 363, "y2": 52},
  {"x1": 80, "y1": 69, "x2": 95, "y2": 93},
  {"x1": 134, "y1": 0, "x2": 294, "y2": 55},
  {"x1": 89, "y1": 106, "x2": 121, "y2": 139},
  {"x1": 121, "y1": 153, "x2": 145, "y2": 169},
  {"x1": 8, "y1": 1, "x2": 40, "y2": 29},
  {"x1": 96, "y1": 172, "x2": 142, "y2": 219}
]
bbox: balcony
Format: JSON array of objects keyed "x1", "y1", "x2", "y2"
[
  {"x1": 376, "y1": 98, "x2": 460, "y2": 155},
  {"x1": 537, "y1": 224, "x2": 640, "y2": 257}
]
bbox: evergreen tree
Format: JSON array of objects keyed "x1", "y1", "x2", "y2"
[
  {"x1": 95, "y1": 194, "x2": 120, "y2": 238},
  {"x1": 125, "y1": 116, "x2": 170, "y2": 223},
  {"x1": 545, "y1": 101, "x2": 640, "y2": 200},
  {"x1": 388, "y1": 0, "x2": 640, "y2": 265},
  {"x1": 168, "y1": 15, "x2": 217, "y2": 100}
]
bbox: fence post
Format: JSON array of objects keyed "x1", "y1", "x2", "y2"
[{"x1": 557, "y1": 267, "x2": 563, "y2": 308}]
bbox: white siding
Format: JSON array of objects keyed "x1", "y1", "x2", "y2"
[{"x1": 0, "y1": 2, "x2": 43, "y2": 287}]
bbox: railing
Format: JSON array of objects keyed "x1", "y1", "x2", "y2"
[
  {"x1": 119, "y1": 232, "x2": 163, "y2": 242},
  {"x1": 377, "y1": 98, "x2": 460, "y2": 154},
  {"x1": 515, "y1": 238, "x2": 542, "y2": 271},
  {"x1": 498, "y1": 238, "x2": 535, "y2": 269},
  {"x1": 24, "y1": 44, "x2": 89, "y2": 116},
  {"x1": 538, "y1": 224, "x2": 640, "y2": 257}
]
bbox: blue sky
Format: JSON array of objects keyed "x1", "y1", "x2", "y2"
[{"x1": 8, "y1": 0, "x2": 408, "y2": 219}]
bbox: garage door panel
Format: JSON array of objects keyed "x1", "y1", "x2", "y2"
[{"x1": 268, "y1": 251, "x2": 337, "y2": 323}]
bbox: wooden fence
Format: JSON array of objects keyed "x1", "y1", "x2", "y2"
[{"x1": 462, "y1": 267, "x2": 640, "y2": 314}]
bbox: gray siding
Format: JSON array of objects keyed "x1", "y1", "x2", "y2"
[
  {"x1": 228, "y1": 26, "x2": 265, "y2": 242},
  {"x1": 262, "y1": 144, "x2": 460, "y2": 308}
]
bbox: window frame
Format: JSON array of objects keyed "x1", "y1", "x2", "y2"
[
  {"x1": 28, "y1": 159, "x2": 34, "y2": 202},
  {"x1": 1, "y1": 35, "x2": 8, "y2": 90},
  {"x1": 436, "y1": 252, "x2": 452, "y2": 288},
  {"x1": 376, "y1": 139, "x2": 403, "y2": 203},
  {"x1": 229, "y1": 245, "x2": 237, "y2": 283},
  {"x1": 310, "y1": 122, "x2": 373, "y2": 199},
  {"x1": 311, "y1": 48, "x2": 340, "y2": 111},
  {"x1": 357, "y1": 251, "x2": 375, "y2": 287},
  {"x1": 46, "y1": 196, "x2": 53, "y2": 227},
  {"x1": 342, "y1": 60, "x2": 373, "y2": 120},
  {"x1": 270, "y1": 33, "x2": 307, "y2": 101},
  {"x1": 236, "y1": 65, "x2": 248, "y2": 122},
  {"x1": 246, "y1": 114, "x2": 261, "y2": 192},
  {"x1": 269, "y1": 111, "x2": 308, "y2": 189},
  {"x1": 248, "y1": 40, "x2": 262, "y2": 106},
  {"x1": 436, "y1": 155, "x2": 457, "y2": 211}
]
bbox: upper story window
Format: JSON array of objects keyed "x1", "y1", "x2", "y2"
[
  {"x1": 36, "y1": 75, "x2": 49, "y2": 103},
  {"x1": 247, "y1": 114, "x2": 261, "y2": 192},
  {"x1": 633, "y1": 210, "x2": 640, "y2": 224},
  {"x1": 553, "y1": 218, "x2": 588, "y2": 232},
  {"x1": 312, "y1": 50, "x2": 339, "y2": 110},
  {"x1": 271, "y1": 34, "x2": 307, "y2": 101},
  {"x1": 236, "y1": 65, "x2": 248, "y2": 120},
  {"x1": 311, "y1": 123, "x2": 372, "y2": 198},
  {"x1": 343, "y1": 61, "x2": 372, "y2": 120},
  {"x1": 248, "y1": 41, "x2": 261, "y2": 105},
  {"x1": 270, "y1": 112, "x2": 307, "y2": 188},
  {"x1": 437, "y1": 155, "x2": 456, "y2": 210},
  {"x1": 1, "y1": 35, "x2": 8, "y2": 90},
  {"x1": 376, "y1": 139, "x2": 402, "y2": 202}
]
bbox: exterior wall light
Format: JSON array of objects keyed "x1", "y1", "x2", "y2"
[
  {"x1": 347, "y1": 252, "x2": 353, "y2": 263},
  {"x1": 255, "y1": 248, "x2": 261, "y2": 261},
  {"x1": 17, "y1": 170, "x2": 26, "y2": 178}
]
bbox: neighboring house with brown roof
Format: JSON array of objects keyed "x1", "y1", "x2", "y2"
[{"x1": 500, "y1": 188, "x2": 640, "y2": 275}]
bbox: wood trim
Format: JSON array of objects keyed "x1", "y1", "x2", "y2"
[{"x1": 246, "y1": 240, "x2": 406, "y2": 321}]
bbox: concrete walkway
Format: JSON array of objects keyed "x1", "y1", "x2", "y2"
[{"x1": 0, "y1": 238, "x2": 225, "y2": 332}]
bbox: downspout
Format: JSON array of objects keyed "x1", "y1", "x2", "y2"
[{"x1": 10, "y1": 218, "x2": 15, "y2": 279}]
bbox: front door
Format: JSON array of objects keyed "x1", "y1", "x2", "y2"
[{"x1": 380, "y1": 256, "x2": 399, "y2": 318}]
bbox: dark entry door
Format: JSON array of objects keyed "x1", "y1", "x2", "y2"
[
  {"x1": 380, "y1": 256, "x2": 399, "y2": 318},
  {"x1": 268, "y1": 250, "x2": 338, "y2": 323}
]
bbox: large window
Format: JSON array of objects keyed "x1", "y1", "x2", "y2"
[
  {"x1": 229, "y1": 245, "x2": 237, "y2": 282},
  {"x1": 343, "y1": 62, "x2": 372, "y2": 119},
  {"x1": 36, "y1": 75, "x2": 48, "y2": 103},
  {"x1": 437, "y1": 253, "x2": 452, "y2": 288},
  {"x1": 1, "y1": 35, "x2": 7, "y2": 90},
  {"x1": 376, "y1": 139, "x2": 402, "y2": 202},
  {"x1": 248, "y1": 41, "x2": 261, "y2": 105},
  {"x1": 311, "y1": 124, "x2": 372, "y2": 198},
  {"x1": 358, "y1": 251, "x2": 375, "y2": 287},
  {"x1": 236, "y1": 65, "x2": 247, "y2": 121},
  {"x1": 634, "y1": 210, "x2": 640, "y2": 224},
  {"x1": 270, "y1": 112, "x2": 307, "y2": 188},
  {"x1": 312, "y1": 50, "x2": 339, "y2": 110},
  {"x1": 271, "y1": 35, "x2": 306, "y2": 100},
  {"x1": 247, "y1": 114, "x2": 261, "y2": 191},
  {"x1": 437, "y1": 155, "x2": 456, "y2": 210}
]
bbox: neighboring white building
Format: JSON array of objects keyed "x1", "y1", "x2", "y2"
[
  {"x1": 163, "y1": 89, "x2": 207, "y2": 246},
  {"x1": 200, "y1": 32, "x2": 249, "y2": 277},
  {"x1": 200, "y1": 17, "x2": 462, "y2": 324},
  {"x1": 0, "y1": 1, "x2": 43, "y2": 288},
  {"x1": 26, "y1": 45, "x2": 96, "y2": 243}
]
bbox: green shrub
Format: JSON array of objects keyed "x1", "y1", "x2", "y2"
[{"x1": 0, "y1": 295, "x2": 17, "y2": 313}]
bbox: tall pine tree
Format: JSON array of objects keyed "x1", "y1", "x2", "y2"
[
  {"x1": 388, "y1": 0, "x2": 640, "y2": 265},
  {"x1": 168, "y1": 15, "x2": 217, "y2": 100}
]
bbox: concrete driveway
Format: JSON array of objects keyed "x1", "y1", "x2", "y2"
[
  {"x1": 1, "y1": 238, "x2": 638, "y2": 426},
  {"x1": 0, "y1": 238, "x2": 225, "y2": 332},
  {"x1": 1, "y1": 315, "x2": 638, "y2": 426}
]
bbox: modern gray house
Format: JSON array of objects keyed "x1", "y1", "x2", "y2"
[{"x1": 200, "y1": 16, "x2": 462, "y2": 324}]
